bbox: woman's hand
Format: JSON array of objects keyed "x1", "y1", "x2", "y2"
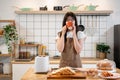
[
  {"x1": 72, "y1": 21, "x2": 76, "y2": 36},
  {"x1": 62, "y1": 25, "x2": 67, "y2": 35}
]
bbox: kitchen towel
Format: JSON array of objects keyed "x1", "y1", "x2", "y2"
[{"x1": 34, "y1": 56, "x2": 49, "y2": 73}]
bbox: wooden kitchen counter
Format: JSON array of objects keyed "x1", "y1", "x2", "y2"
[
  {"x1": 21, "y1": 67, "x2": 120, "y2": 80},
  {"x1": 11, "y1": 57, "x2": 102, "y2": 64}
]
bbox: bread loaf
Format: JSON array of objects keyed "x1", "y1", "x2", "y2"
[{"x1": 51, "y1": 67, "x2": 76, "y2": 75}]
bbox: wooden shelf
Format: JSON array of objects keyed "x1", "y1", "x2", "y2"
[
  {"x1": 0, "y1": 54, "x2": 11, "y2": 57},
  {"x1": 0, "y1": 74, "x2": 12, "y2": 78},
  {"x1": 15, "y1": 10, "x2": 113, "y2": 16},
  {"x1": 18, "y1": 44, "x2": 40, "y2": 47},
  {"x1": 0, "y1": 20, "x2": 15, "y2": 26}
]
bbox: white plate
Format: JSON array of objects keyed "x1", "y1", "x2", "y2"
[
  {"x1": 99, "y1": 73, "x2": 120, "y2": 79},
  {"x1": 98, "y1": 69, "x2": 116, "y2": 73}
]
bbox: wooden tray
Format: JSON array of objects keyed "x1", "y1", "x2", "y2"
[{"x1": 47, "y1": 71, "x2": 86, "y2": 79}]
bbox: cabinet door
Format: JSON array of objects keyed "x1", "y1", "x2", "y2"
[{"x1": 12, "y1": 64, "x2": 33, "y2": 80}]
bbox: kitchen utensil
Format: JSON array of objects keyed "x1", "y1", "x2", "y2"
[
  {"x1": 78, "y1": 16, "x2": 85, "y2": 31},
  {"x1": 63, "y1": 5, "x2": 70, "y2": 11}
]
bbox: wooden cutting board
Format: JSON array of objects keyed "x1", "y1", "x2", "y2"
[{"x1": 47, "y1": 71, "x2": 86, "y2": 79}]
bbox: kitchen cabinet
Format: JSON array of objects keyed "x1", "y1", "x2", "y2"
[
  {"x1": 12, "y1": 58, "x2": 100, "y2": 80},
  {"x1": 12, "y1": 64, "x2": 33, "y2": 80},
  {"x1": 0, "y1": 20, "x2": 15, "y2": 80}
]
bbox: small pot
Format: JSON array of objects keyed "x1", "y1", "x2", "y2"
[
  {"x1": 69, "y1": 4, "x2": 83, "y2": 11},
  {"x1": 85, "y1": 4, "x2": 98, "y2": 11},
  {"x1": 99, "y1": 52, "x2": 106, "y2": 59}
]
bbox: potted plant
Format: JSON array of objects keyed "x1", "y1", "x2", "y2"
[
  {"x1": 3, "y1": 24, "x2": 18, "y2": 54},
  {"x1": 96, "y1": 43, "x2": 110, "y2": 59}
]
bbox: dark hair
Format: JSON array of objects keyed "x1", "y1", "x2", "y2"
[{"x1": 61, "y1": 12, "x2": 79, "y2": 42}]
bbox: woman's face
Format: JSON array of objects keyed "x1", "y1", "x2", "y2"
[
  {"x1": 66, "y1": 16, "x2": 75, "y2": 26},
  {"x1": 66, "y1": 16, "x2": 75, "y2": 22}
]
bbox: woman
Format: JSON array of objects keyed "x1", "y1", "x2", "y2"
[{"x1": 56, "y1": 12, "x2": 86, "y2": 68}]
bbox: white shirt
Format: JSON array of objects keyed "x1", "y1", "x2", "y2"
[{"x1": 56, "y1": 31, "x2": 86, "y2": 40}]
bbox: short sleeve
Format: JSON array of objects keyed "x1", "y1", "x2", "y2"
[{"x1": 77, "y1": 31, "x2": 86, "y2": 40}]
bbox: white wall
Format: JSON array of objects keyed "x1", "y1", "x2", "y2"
[
  {"x1": 0, "y1": 0, "x2": 120, "y2": 59},
  {"x1": 0, "y1": 0, "x2": 120, "y2": 22}
]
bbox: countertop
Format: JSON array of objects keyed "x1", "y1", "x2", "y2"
[
  {"x1": 11, "y1": 57, "x2": 102, "y2": 64},
  {"x1": 21, "y1": 67, "x2": 120, "y2": 80}
]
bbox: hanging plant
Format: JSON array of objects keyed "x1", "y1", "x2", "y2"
[{"x1": 3, "y1": 24, "x2": 18, "y2": 53}]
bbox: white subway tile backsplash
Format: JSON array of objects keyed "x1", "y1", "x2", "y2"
[
  {"x1": 85, "y1": 37, "x2": 92, "y2": 43},
  {"x1": 84, "y1": 51, "x2": 92, "y2": 57},
  {"x1": 42, "y1": 15, "x2": 48, "y2": 21},
  {"x1": 20, "y1": 30, "x2": 27, "y2": 36},
  {"x1": 34, "y1": 22, "x2": 41, "y2": 28},
  {"x1": 100, "y1": 37, "x2": 107, "y2": 43},
  {"x1": 42, "y1": 37, "x2": 48, "y2": 43},
  {"x1": 100, "y1": 16, "x2": 107, "y2": 22},
  {"x1": 49, "y1": 15, "x2": 55, "y2": 22},
  {"x1": 34, "y1": 15, "x2": 41, "y2": 21},
  {"x1": 26, "y1": 29, "x2": 34, "y2": 36},
  {"x1": 27, "y1": 15, "x2": 34, "y2": 21},
  {"x1": 56, "y1": 15, "x2": 64, "y2": 22},
  {"x1": 34, "y1": 29, "x2": 41, "y2": 36},
  {"x1": 20, "y1": 15, "x2": 26, "y2": 21},
  {"x1": 49, "y1": 44, "x2": 56, "y2": 51},
  {"x1": 20, "y1": 22, "x2": 26, "y2": 28},
  {"x1": 42, "y1": 29, "x2": 48, "y2": 36},
  {"x1": 85, "y1": 44, "x2": 92, "y2": 51},
  {"x1": 26, "y1": 37, "x2": 34, "y2": 42},
  {"x1": 49, "y1": 37, "x2": 56, "y2": 43},
  {"x1": 34, "y1": 37, "x2": 41, "y2": 43},
  {"x1": 100, "y1": 22, "x2": 107, "y2": 28},
  {"x1": 27, "y1": 22, "x2": 33, "y2": 29},
  {"x1": 49, "y1": 22, "x2": 55, "y2": 29},
  {"x1": 16, "y1": 14, "x2": 109, "y2": 57},
  {"x1": 49, "y1": 29, "x2": 56, "y2": 36},
  {"x1": 42, "y1": 22, "x2": 48, "y2": 29}
]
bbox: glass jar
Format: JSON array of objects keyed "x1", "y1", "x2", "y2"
[
  {"x1": 20, "y1": 38, "x2": 25, "y2": 44},
  {"x1": 96, "y1": 59, "x2": 116, "y2": 72}
]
